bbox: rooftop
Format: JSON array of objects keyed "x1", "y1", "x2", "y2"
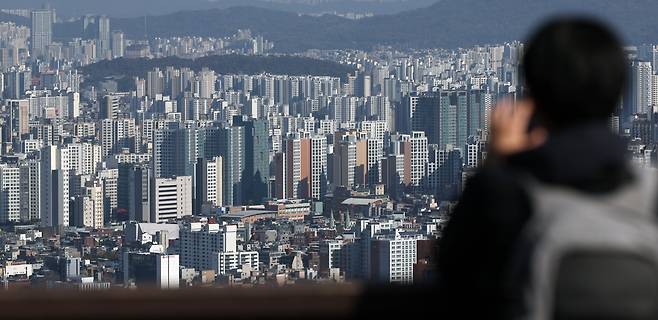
[
  {"x1": 222, "y1": 210, "x2": 277, "y2": 218},
  {"x1": 341, "y1": 198, "x2": 385, "y2": 206}
]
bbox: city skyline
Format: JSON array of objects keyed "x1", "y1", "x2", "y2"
[{"x1": 0, "y1": 2, "x2": 655, "y2": 294}]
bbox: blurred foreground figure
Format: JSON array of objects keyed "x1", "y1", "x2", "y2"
[{"x1": 438, "y1": 18, "x2": 658, "y2": 319}]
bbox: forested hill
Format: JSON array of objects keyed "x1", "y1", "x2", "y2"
[{"x1": 79, "y1": 54, "x2": 355, "y2": 84}]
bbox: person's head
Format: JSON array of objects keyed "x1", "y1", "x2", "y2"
[{"x1": 522, "y1": 17, "x2": 626, "y2": 130}]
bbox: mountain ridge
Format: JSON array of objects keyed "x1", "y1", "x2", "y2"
[
  {"x1": 94, "y1": 0, "x2": 658, "y2": 50},
  {"x1": 5, "y1": 1, "x2": 658, "y2": 51}
]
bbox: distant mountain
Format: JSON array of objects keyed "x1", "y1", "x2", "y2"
[
  {"x1": 363, "y1": 0, "x2": 658, "y2": 47},
  {"x1": 8, "y1": 0, "x2": 658, "y2": 51},
  {"x1": 80, "y1": 54, "x2": 355, "y2": 89},
  {"x1": 53, "y1": 6, "x2": 355, "y2": 51}
]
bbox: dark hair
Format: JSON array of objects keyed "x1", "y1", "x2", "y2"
[{"x1": 522, "y1": 17, "x2": 626, "y2": 129}]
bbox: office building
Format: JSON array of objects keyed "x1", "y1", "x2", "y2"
[
  {"x1": 97, "y1": 16, "x2": 111, "y2": 59},
  {"x1": 71, "y1": 181, "x2": 104, "y2": 228},
  {"x1": 426, "y1": 144, "x2": 463, "y2": 201},
  {"x1": 415, "y1": 90, "x2": 482, "y2": 149},
  {"x1": 0, "y1": 164, "x2": 21, "y2": 223},
  {"x1": 333, "y1": 135, "x2": 359, "y2": 189},
  {"x1": 4, "y1": 68, "x2": 31, "y2": 99},
  {"x1": 40, "y1": 145, "x2": 70, "y2": 227},
  {"x1": 98, "y1": 168, "x2": 118, "y2": 222},
  {"x1": 152, "y1": 126, "x2": 196, "y2": 178},
  {"x1": 111, "y1": 31, "x2": 125, "y2": 58},
  {"x1": 123, "y1": 252, "x2": 180, "y2": 289},
  {"x1": 198, "y1": 68, "x2": 216, "y2": 99},
  {"x1": 371, "y1": 234, "x2": 420, "y2": 284},
  {"x1": 180, "y1": 222, "x2": 237, "y2": 271},
  {"x1": 31, "y1": 9, "x2": 53, "y2": 58},
  {"x1": 118, "y1": 162, "x2": 152, "y2": 222},
  {"x1": 101, "y1": 118, "x2": 136, "y2": 158},
  {"x1": 212, "y1": 251, "x2": 259, "y2": 276},
  {"x1": 280, "y1": 132, "x2": 309, "y2": 199},
  {"x1": 195, "y1": 156, "x2": 223, "y2": 213},
  {"x1": 101, "y1": 95, "x2": 119, "y2": 120},
  {"x1": 235, "y1": 117, "x2": 269, "y2": 204},
  {"x1": 309, "y1": 134, "x2": 327, "y2": 200},
  {"x1": 320, "y1": 240, "x2": 343, "y2": 273},
  {"x1": 19, "y1": 159, "x2": 40, "y2": 222},
  {"x1": 366, "y1": 139, "x2": 383, "y2": 186},
  {"x1": 9, "y1": 100, "x2": 29, "y2": 140},
  {"x1": 150, "y1": 176, "x2": 192, "y2": 223},
  {"x1": 217, "y1": 126, "x2": 245, "y2": 206}
]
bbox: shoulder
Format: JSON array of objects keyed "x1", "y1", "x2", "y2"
[
  {"x1": 450, "y1": 165, "x2": 534, "y2": 234},
  {"x1": 466, "y1": 165, "x2": 531, "y2": 208}
]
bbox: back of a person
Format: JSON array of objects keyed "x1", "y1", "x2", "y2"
[
  {"x1": 437, "y1": 18, "x2": 658, "y2": 319},
  {"x1": 513, "y1": 168, "x2": 658, "y2": 320}
]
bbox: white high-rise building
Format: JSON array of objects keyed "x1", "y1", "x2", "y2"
[
  {"x1": 0, "y1": 164, "x2": 21, "y2": 223},
  {"x1": 156, "y1": 254, "x2": 180, "y2": 289},
  {"x1": 212, "y1": 251, "x2": 259, "y2": 276},
  {"x1": 409, "y1": 131, "x2": 429, "y2": 187},
  {"x1": 330, "y1": 96, "x2": 358, "y2": 124},
  {"x1": 361, "y1": 120, "x2": 388, "y2": 141},
  {"x1": 465, "y1": 137, "x2": 480, "y2": 168},
  {"x1": 342, "y1": 96, "x2": 358, "y2": 124},
  {"x1": 81, "y1": 143, "x2": 102, "y2": 176},
  {"x1": 150, "y1": 176, "x2": 192, "y2": 223},
  {"x1": 111, "y1": 31, "x2": 125, "y2": 58},
  {"x1": 40, "y1": 145, "x2": 70, "y2": 227},
  {"x1": 68, "y1": 92, "x2": 80, "y2": 119},
  {"x1": 371, "y1": 233, "x2": 420, "y2": 284},
  {"x1": 198, "y1": 69, "x2": 216, "y2": 99},
  {"x1": 180, "y1": 222, "x2": 237, "y2": 271},
  {"x1": 310, "y1": 134, "x2": 327, "y2": 200},
  {"x1": 101, "y1": 118, "x2": 136, "y2": 158},
  {"x1": 63, "y1": 142, "x2": 101, "y2": 176}
]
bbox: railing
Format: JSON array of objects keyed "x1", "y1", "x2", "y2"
[
  {"x1": 0, "y1": 284, "x2": 437, "y2": 319},
  {"x1": 2, "y1": 285, "x2": 359, "y2": 319}
]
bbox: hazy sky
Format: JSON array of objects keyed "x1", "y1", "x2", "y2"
[{"x1": 1, "y1": 0, "x2": 437, "y2": 18}]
